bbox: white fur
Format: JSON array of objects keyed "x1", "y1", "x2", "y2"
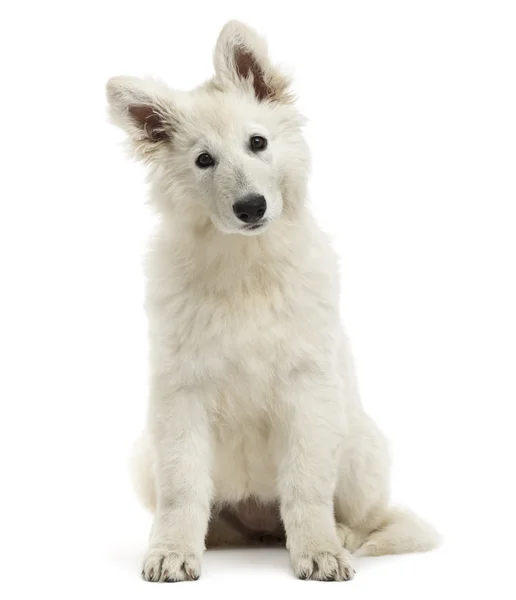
[{"x1": 107, "y1": 21, "x2": 439, "y2": 583}]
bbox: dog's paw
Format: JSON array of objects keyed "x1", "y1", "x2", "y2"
[
  {"x1": 292, "y1": 549, "x2": 355, "y2": 581},
  {"x1": 142, "y1": 549, "x2": 201, "y2": 582}
]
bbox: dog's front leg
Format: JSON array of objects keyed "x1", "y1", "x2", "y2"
[
  {"x1": 276, "y1": 371, "x2": 354, "y2": 581},
  {"x1": 142, "y1": 375, "x2": 212, "y2": 583}
]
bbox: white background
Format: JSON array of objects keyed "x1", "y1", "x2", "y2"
[{"x1": 1, "y1": 1, "x2": 515, "y2": 598}]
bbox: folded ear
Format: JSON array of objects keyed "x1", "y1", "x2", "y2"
[
  {"x1": 213, "y1": 21, "x2": 293, "y2": 103},
  {"x1": 106, "y1": 76, "x2": 177, "y2": 157}
]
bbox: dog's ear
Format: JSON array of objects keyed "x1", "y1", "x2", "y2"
[
  {"x1": 106, "y1": 76, "x2": 177, "y2": 158},
  {"x1": 213, "y1": 21, "x2": 293, "y2": 103}
]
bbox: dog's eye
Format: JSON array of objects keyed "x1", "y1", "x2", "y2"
[
  {"x1": 196, "y1": 152, "x2": 215, "y2": 168},
  {"x1": 249, "y1": 136, "x2": 267, "y2": 152}
]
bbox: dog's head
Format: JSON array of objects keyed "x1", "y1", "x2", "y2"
[{"x1": 107, "y1": 21, "x2": 308, "y2": 235}]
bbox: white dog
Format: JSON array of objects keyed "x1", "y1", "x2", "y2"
[{"x1": 106, "y1": 20, "x2": 438, "y2": 582}]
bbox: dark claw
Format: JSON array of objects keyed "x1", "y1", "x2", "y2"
[{"x1": 312, "y1": 558, "x2": 318, "y2": 575}]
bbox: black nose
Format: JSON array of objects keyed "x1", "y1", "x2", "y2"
[{"x1": 233, "y1": 194, "x2": 267, "y2": 223}]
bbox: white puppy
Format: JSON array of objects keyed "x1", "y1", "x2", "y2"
[{"x1": 107, "y1": 20, "x2": 438, "y2": 582}]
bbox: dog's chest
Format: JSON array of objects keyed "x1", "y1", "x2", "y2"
[{"x1": 163, "y1": 264, "x2": 307, "y2": 385}]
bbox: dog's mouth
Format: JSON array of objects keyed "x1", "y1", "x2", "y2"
[
  {"x1": 245, "y1": 222, "x2": 265, "y2": 231},
  {"x1": 239, "y1": 220, "x2": 269, "y2": 235}
]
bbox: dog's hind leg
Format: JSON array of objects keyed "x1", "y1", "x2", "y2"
[
  {"x1": 334, "y1": 415, "x2": 439, "y2": 557},
  {"x1": 336, "y1": 523, "x2": 369, "y2": 553}
]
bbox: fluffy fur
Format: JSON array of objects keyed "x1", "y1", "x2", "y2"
[{"x1": 107, "y1": 20, "x2": 439, "y2": 582}]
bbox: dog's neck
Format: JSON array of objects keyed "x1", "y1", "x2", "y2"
[{"x1": 153, "y1": 191, "x2": 311, "y2": 287}]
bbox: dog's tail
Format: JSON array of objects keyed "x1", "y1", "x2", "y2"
[{"x1": 350, "y1": 507, "x2": 440, "y2": 557}]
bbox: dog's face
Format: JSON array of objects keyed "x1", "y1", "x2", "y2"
[
  {"x1": 107, "y1": 21, "x2": 308, "y2": 235},
  {"x1": 165, "y1": 92, "x2": 292, "y2": 236}
]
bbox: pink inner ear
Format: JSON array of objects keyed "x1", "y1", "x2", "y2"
[
  {"x1": 128, "y1": 105, "x2": 169, "y2": 142},
  {"x1": 234, "y1": 47, "x2": 270, "y2": 101}
]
